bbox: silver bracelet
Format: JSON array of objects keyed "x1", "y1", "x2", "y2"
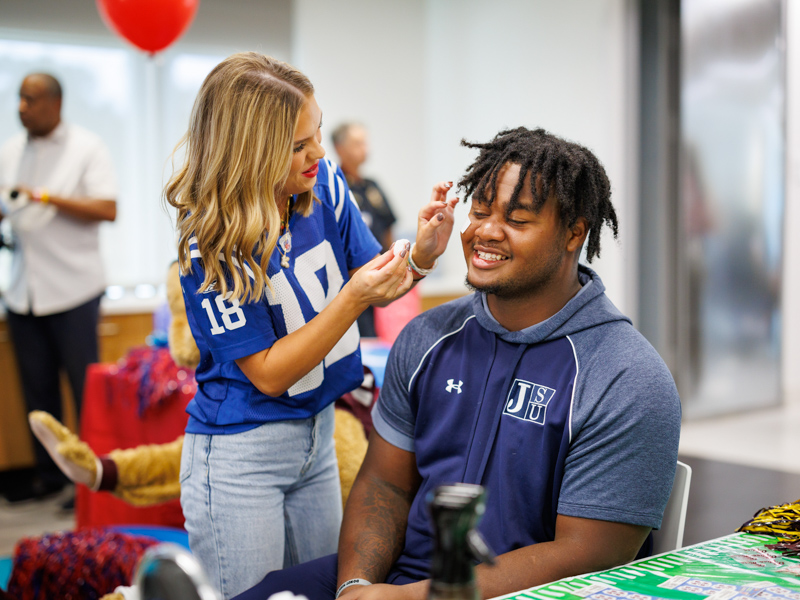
[
  {"x1": 335, "y1": 578, "x2": 372, "y2": 598},
  {"x1": 408, "y1": 243, "x2": 438, "y2": 277}
]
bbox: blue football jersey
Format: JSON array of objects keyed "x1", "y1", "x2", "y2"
[{"x1": 181, "y1": 158, "x2": 381, "y2": 434}]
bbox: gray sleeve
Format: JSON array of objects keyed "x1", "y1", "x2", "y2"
[
  {"x1": 371, "y1": 296, "x2": 476, "y2": 452},
  {"x1": 558, "y1": 328, "x2": 682, "y2": 529},
  {"x1": 371, "y1": 319, "x2": 422, "y2": 452}
]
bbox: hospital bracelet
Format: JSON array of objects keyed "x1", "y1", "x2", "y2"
[
  {"x1": 408, "y1": 243, "x2": 438, "y2": 279},
  {"x1": 335, "y1": 578, "x2": 372, "y2": 598}
]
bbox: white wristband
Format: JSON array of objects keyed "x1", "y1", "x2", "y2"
[
  {"x1": 90, "y1": 457, "x2": 104, "y2": 492},
  {"x1": 408, "y1": 243, "x2": 437, "y2": 277},
  {"x1": 335, "y1": 578, "x2": 372, "y2": 598}
]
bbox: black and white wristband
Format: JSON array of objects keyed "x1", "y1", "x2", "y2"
[{"x1": 335, "y1": 578, "x2": 372, "y2": 598}]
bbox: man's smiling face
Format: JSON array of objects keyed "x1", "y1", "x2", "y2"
[{"x1": 461, "y1": 162, "x2": 570, "y2": 300}]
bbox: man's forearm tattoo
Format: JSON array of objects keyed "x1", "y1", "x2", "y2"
[{"x1": 351, "y1": 476, "x2": 416, "y2": 582}]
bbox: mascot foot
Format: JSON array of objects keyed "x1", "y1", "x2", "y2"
[{"x1": 28, "y1": 411, "x2": 100, "y2": 489}]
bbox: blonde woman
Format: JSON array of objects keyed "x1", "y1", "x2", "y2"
[{"x1": 164, "y1": 52, "x2": 457, "y2": 599}]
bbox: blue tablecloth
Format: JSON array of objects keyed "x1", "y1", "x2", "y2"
[
  {"x1": 0, "y1": 556, "x2": 10, "y2": 591},
  {"x1": 361, "y1": 338, "x2": 391, "y2": 388}
]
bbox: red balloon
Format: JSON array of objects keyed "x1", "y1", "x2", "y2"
[{"x1": 96, "y1": 0, "x2": 199, "y2": 54}]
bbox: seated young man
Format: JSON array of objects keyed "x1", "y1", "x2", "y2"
[{"x1": 234, "y1": 127, "x2": 682, "y2": 600}]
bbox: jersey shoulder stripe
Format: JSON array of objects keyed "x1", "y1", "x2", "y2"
[
  {"x1": 565, "y1": 335, "x2": 580, "y2": 444},
  {"x1": 318, "y1": 158, "x2": 351, "y2": 222},
  {"x1": 186, "y1": 236, "x2": 256, "y2": 281},
  {"x1": 407, "y1": 314, "x2": 477, "y2": 393}
]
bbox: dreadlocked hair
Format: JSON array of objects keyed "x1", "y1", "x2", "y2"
[{"x1": 458, "y1": 127, "x2": 618, "y2": 262}]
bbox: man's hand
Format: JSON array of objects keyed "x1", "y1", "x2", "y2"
[
  {"x1": 12, "y1": 185, "x2": 35, "y2": 201},
  {"x1": 339, "y1": 581, "x2": 427, "y2": 600}
]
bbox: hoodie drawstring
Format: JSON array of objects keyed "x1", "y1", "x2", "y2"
[{"x1": 470, "y1": 342, "x2": 527, "y2": 486}]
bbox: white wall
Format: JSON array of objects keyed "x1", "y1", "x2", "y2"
[
  {"x1": 291, "y1": 0, "x2": 429, "y2": 258},
  {"x1": 784, "y1": 1, "x2": 800, "y2": 404},
  {"x1": 422, "y1": 0, "x2": 637, "y2": 314},
  {"x1": 292, "y1": 0, "x2": 638, "y2": 315}
]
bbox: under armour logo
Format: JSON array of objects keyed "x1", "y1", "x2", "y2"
[{"x1": 445, "y1": 379, "x2": 463, "y2": 394}]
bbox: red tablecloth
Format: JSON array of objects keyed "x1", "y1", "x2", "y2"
[{"x1": 76, "y1": 348, "x2": 195, "y2": 530}]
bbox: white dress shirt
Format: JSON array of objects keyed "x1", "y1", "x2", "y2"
[{"x1": 0, "y1": 122, "x2": 117, "y2": 315}]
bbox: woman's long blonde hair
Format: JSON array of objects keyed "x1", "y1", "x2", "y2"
[{"x1": 165, "y1": 52, "x2": 316, "y2": 303}]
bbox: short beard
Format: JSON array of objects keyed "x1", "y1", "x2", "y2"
[
  {"x1": 464, "y1": 275, "x2": 511, "y2": 298},
  {"x1": 464, "y1": 275, "x2": 547, "y2": 299},
  {"x1": 464, "y1": 250, "x2": 563, "y2": 300}
]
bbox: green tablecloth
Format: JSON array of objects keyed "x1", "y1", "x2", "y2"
[{"x1": 496, "y1": 533, "x2": 800, "y2": 600}]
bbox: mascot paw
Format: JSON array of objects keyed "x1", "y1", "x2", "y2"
[{"x1": 28, "y1": 410, "x2": 99, "y2": 488}]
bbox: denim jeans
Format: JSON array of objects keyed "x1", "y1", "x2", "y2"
[{"x1": 180, "y1": 403, "x2": 342, "y2": 600}]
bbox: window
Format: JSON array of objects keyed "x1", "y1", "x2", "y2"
[{"x1": 0, "y1": 38, "x2": 223, "y2": 295}]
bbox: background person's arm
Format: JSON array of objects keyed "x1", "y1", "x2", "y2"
[
  {"x1": 17, "y1": 186, "x2": 116, "y2": 221},
  {"x1": 40, "y1": 195, "x2": 116, "y2": 221}
]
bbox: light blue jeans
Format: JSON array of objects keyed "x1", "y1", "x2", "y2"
[{"x1": 180, "y1": 404, "x2": 342, "y2": 600}]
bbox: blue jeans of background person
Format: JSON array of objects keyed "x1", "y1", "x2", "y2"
[{"x1": 180, "y1": 403, "x2": 342, "y2": 600}]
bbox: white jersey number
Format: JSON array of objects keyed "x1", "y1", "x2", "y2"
[
  {"x1": 201, "y1": 292, "x2": 247, "y2": 335},
  {"x1": 267, "y1": 240, "x2": 360, "y2": 396}
]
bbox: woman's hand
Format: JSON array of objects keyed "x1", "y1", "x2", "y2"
[
  {"x1": 346, "y1": 241, "x2": 414, "y2": 309},
  {"x1": 412, "y1": 181, "x2": 459, "y2": 269}
]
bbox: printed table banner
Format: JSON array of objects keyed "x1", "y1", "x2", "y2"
[{"x1": 495, "y1": 534, "x2": 800, "y2": 600}]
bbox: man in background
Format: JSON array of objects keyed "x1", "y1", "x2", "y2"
[
  {"x1": 0, "y1": 72, "x2": 117, "y2": 504},
  {"x1": 332, "y1": 123, "x2": 397, "y2": 337}
]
